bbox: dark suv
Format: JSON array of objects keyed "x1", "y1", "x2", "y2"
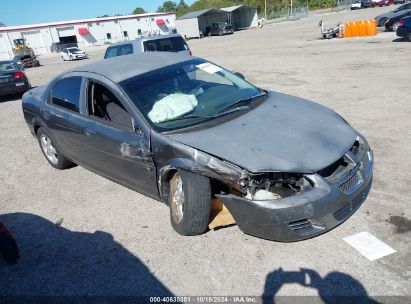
[{"x1": 207, "y1": 22, "x2": 234, "y2": 36}]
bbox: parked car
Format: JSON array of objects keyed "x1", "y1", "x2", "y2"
[
  {"x1": 396, "y1": 15, "x2": 411, "y2": 38},
  {"x1": 207, "y1": 22, "x2": 234, "y2": 36},
  {"x1": 385, "y1": 8, "x2": 411, "y2": 30},
  {"x1": 375, "y1": 2, "x2": 411, "y2": 26},
  {"x1": 13, "y1": 54, "x2": 40, "y2": 68},
  {"x1": 51, "y1": 42, "x2": 78, "y2": 53},
  {"x1": 351, "y1": 0, "x2": 374, "y2": 9},
  {"x1": 104, "y1": 34, "x2": 191, "y2": 59},
  {"x1": 377, "y1": 0, "x2": 394, "y2": 6},
  {"x1": 351, "y1": 0, "x2": 363, "y2": 9},
  {"x1": 22, "y1": 53, "x2": 373, "y2": 242},
  {"x1": 0, "y1": 61, "x2": 31, "y2": 97},
  {"x1": 60, "y1": 47, "x2": 88, "y2": 61}
]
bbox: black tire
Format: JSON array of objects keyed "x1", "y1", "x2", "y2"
[
  {"x1": 379, "y1": 17, "x2": 388, "y2": 27},
  {"x1": 37, "y1": 127, "x2": 72, "y2": 170},
  {"x1": 0, "y1": 223, "x2": 19, "y2": 264},
  {"x1": 168, "y1": 170, "x2": 211, "y2": 236},
  {"x1": 407, "y1": 31, "x2": 411, "y2": 41}
]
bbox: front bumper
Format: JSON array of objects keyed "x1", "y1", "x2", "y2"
[{"x1": 218, "y1": 143, "x2": 374, "y2": 242}]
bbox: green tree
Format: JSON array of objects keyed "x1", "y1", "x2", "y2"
[
  {"x1": 132, "y1": 7, "x2": 146, "y2": 14},
  {"x1": 0, "y1": 22, "x2": 6, "y2": 27},
  {"x1": 157, "y1": 1, "x2": 178, "y2": 12}
]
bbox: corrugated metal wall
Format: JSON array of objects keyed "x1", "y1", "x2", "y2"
[{"x1": 176, "y1": 18, "x2": 200, "y2": 39}]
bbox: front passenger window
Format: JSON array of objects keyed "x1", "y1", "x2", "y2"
[
  {"x1": 51, "y1": 77, "x2": 82, "y2": 112},
  {"x1": 87, "y1": 81, "x2": 133, "y2": 130}
]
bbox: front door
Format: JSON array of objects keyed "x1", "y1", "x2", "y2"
[{"x1": 77, "y1": 79, "x2": 158, "y2": 197}]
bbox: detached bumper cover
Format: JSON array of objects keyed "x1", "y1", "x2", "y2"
[{"x1": 218, "y1": 149, "x2": 373, "y2": 242}]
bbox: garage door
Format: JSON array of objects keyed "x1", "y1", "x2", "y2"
[
  {"x1": 57, "y1": 27, "x2": 76, "y2": 37},
  {"x1": 0, "y1": 34, "x2": 11, "y2": 60},
  {"x1": 21, "y1": 30, "x2": 47, "y2": 55}
]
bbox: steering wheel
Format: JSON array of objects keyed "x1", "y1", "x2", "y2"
[{"x1": 190, "y1": 83, "x2": 208, "y2": 96}]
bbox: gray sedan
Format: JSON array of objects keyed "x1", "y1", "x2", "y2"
[
  {"x1": 22, "y1": 53, "x2": 373, "y2": 241},
  {"x1": 375, "y1": 2, "x2": 411, "y2": 27}
]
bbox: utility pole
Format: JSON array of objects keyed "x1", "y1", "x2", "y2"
[
  {"x1": 264, "y1": 0, "x2": 267, "y2": 20},
  {"x1": 290, "y1": 0, "x2": 293, "y2": 16}
]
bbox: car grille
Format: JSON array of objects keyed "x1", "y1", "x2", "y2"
[
  {"x1": 289, "y1": 219, "x2": 324, "y2": 236},
  {"x1": 334, "y1": 180, "x2": 372, "y2": 221},
  {"x1": 339, "y1": 173, "x2": 360, "y2": 194}
]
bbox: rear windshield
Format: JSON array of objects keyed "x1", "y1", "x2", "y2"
[
  {"x1": 0, "y1": 62, "x2": 19, "y2": 71},
  {"x1": 143, "y1": 37, "x2": 189, "y2": 53}
]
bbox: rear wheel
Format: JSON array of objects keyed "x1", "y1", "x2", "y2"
[
  {"x1": 168, "y1": 170, "x2": 211, "y2": 236},
  {"x1": 379, "y1": 17, "x2": 388, "y2": 27},
  {"x1": 37, "y1": 128, "x2": 72, "y2": 169}
]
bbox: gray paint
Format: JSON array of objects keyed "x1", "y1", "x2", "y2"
[
  {"x1": 167, "y1": 92, "x2": 357, "y2": 173},
  {"x1": 177, "y1": 9, "x2": 227, "y2": 20},
  {"x1": 66, "y1": 52, "x2": 193, "y2": 83}
]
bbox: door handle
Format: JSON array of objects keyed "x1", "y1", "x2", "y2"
[{"x1": 84, "y1": 129, "x2": 96, "y2": 137}]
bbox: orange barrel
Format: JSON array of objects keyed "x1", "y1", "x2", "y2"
[
  {"x1": 351, "y1": 21, "x2": 359, "y2": 37},
  {"x1": 372, "y1": 19, "x2": 378, "y2": 35},
  {"x1": 359, "y1": 21, "x2": 367, "y2": 36},
  {"x1": 366, "y1": 20, "x2": 374, "y2": 36},
  {"x1": 345, "y1": 22, "x2": 352, "y2": 38}
]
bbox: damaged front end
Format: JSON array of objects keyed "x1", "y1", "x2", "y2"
[{"x1": 217, "y1": 133, "x2": 374, "y2": 242}]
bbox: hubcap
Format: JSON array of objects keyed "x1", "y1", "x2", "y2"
[
  {"x1": 170, "y1": 175, "x2": 184, "y2": 224},
  {"x1": 40, "y1": 134, "x2": 58, "y2": 165}
]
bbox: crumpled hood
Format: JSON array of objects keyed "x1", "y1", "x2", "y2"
[{"x1": 167, "y1": 91, "x2": 357, "y2": 173}]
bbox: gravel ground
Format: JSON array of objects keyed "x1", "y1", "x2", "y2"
[{"x1": 0, "y1": 5, "x2": 410, "y2": 301}]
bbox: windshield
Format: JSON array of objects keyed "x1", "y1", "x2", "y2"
[
  {"x1": 69, "y1": 48, "x2": 81, "y2": 52},
  {"x1": 0, "y1": 62, "x2": 19, "y2": 72},
  {"x1": 120, "y1": 58, "x2": 263, "y2": 132}
]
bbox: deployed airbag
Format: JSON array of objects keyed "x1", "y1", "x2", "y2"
[{"x1": 148, "y1": 94, "x2": 198, "y2": 123}]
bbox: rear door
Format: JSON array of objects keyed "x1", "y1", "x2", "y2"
[{"x1": 43, "y1": 76, "x2": 89, "y2": 160}]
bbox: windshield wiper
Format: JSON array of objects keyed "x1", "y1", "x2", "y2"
[
  {"x1": 217, "y1": 91, "x2": 268, "y2": 114},
  {"x1": 160, "y1": 106, "x2": 249, "y2": 124}
]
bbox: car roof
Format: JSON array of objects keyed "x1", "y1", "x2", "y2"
[
  {"x1": 68, "y1": 52, "x2": 194, "y2": 83},
  {"x1": 0, "y1": 60, "x2": 13, "y2": 64},
  {"x1": 107, "y1": 34, "x2": 183, "y2": 48}
]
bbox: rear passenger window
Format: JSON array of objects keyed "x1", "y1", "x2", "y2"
[
  {"x1": 51, "y1": 77, "x2": 82, "y2": 112},
  {"x1": 105, "y1": 47, "x2": 118, "y2": 59},
  {"x1": 143, "y1": 37, "x2": 189, "y2": 53},
  {"x1": 120, "y1": 44, "x2": 133, "y2": 55}
]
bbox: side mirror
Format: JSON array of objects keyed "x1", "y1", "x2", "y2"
[{"x1": 235, "y1": 72, "x2": 245, "y2": 80}]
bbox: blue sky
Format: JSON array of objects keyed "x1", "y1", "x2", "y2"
[{"x1": 1, "y1": 0, "x2": 196, "y2": 26}]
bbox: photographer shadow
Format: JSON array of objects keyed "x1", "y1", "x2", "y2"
[
  {"x1": 263, "y1": 267, "x2": 379, "y2": 304},
  {"x1": 0, "y1": 212, "x2": 173, "y2": 297}
]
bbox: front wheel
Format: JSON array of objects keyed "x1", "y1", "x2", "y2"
[
  {"x1": 37, "y1": 128, "x2": 72, "y2": 170},
  {"x1": 168, "y1": 170, "x2": 211, "y2": 236}
]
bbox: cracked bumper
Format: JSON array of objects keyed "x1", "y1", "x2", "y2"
[{"x1": 218, "y1": 151, "x2": 373, "y2": 242}]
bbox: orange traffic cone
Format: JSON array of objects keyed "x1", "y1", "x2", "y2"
[
  {"x1": 351, "y1": 21, "x2": 359, "y2": 37},
  {"x1": 372, "y1": 19, "x2": 378, "y2": 35},
  {"x1": 345, "y1": 22, "x2": 352, "y2": 38},
  {"x1": 359, "y1": 21, "x2": 367, "y2": 36}
]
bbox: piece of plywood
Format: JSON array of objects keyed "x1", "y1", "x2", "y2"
[{"x1": 208, "y1": 199, "x2": 236, "y2": 229}]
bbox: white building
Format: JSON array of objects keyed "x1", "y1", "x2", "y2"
[{"x1": 0, "y1": 12, "x2": 176, "y2": 60}]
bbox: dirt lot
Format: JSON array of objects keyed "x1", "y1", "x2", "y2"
[{"x1": 1, "y1": 5, "x2": 410, "y2": 300}]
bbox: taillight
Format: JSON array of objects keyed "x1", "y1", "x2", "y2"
[
  {"x1": 189, "y1": 50, "x2": 192, "y2": 56},
  {"x1": 14, "y1": 71, "x2": 26, "y2": 80},
  {"x1": 399, "y1": 19, "x2": 405, "y2": 27}
]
